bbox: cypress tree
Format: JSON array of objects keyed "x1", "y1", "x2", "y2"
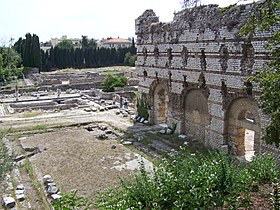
[
  {"x1": 23, "y1": 33, "x2": 32, "y2": 67},
  {"x1": 32, "y1": 34, "x2": 42, "y2": 70}
]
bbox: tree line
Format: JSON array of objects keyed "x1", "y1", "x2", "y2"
[
  {"x1": 13, "y1": 34, "x2": 136, "y2": 72},
  {"x1": 0, "y1": 39, "x2": 22, "y2": 84}
]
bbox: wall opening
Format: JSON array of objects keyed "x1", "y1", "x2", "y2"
[
  {"x1": 244, "y1": 129, "x2": 255, "y2": 161},
  {"x1": 226, "y1": 98, "x2": 260, "y2": 161},
  {"x1": 236, "y1": 128, "x2": 255, "y2": 161}
]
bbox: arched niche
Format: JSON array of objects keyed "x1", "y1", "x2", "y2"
[{"x1": 225, "y1": 98, "x2": 261, "y2": 161}]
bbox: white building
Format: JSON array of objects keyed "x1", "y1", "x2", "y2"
[{"x1": 99, "y1": 37, "x2": 132, "y2": 49}]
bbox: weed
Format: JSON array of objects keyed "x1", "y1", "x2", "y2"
[
  {"x1": 52, "y1": 190, "x2": 92, "y2": 210},
  {"x1": 22, "y1": 160, "x2": 50, "y2": 209},
  {"x1": 96, "y1": 149, "x2": 279, "y2": 209},
  {"x1": 0, "y1": 132, "x2": 13, "y2": 182},
  {"x1": 21, "y1": 111, "x2": 43, "y2": 118}
]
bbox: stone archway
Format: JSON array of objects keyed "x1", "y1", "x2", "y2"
[
  {"x1": 153, "y1": 83, "x2": 169, "y2": 124},
  {"x1": 184, "y1": 89, "x2": 210, "y2": 141},
  {"x1": 226, "y1": 98, "x2": 261, "y2": 161}
]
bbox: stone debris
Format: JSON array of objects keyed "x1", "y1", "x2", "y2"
[
  {"x1": 98, "y1": 125, "x2": 107, "y2": 131},
  {"x1": 99, "y1": 106, "x2": 105, "y2": 112},
  {"x1": 122, "y1": 141, "x2": 133, "y2": 145},
  {"x1": 43, "y1": 175, "x2": 60, "y2": 198},
  {"x1": 112, "y1": 154, "x2": 153, "y2": 172},
  {"x1": 2, "y1": 196, "x2": 16, "y2": 208},
  {"x1": 50, "y1": 194, "x2": 62, "y2": 201},
  {"x1": 47, "y1": 185, "x2": 59, "y2": 195},
  {"x1": 122, "y1": 112, "x2": 128, "y2": 117},
  {"x1": 97, "y1": 133, "x2": 108, "y2": 140},
  {"x1": 159, "y1": 127, "x2": 174, "y2": 135},
  {"x1": 15, "y1": 191, "x2": 25, "y2": 202},
  {"x1": 111, "y1": 144, "x2": 116, "y2": 149},
  {"x1": 83, "y1": 108, "x2": 91, "y2": 112},
  {"x1": 105, "y1": 129, "x2": 112, "y2": 134},
  {"x1": 134, "y1": 115, "x2": 149, "y2": 125},
  {"x1": 16, "y1": 184, "x2": 25, "y2": 190},
  {"x1": 91, "y1": 107, "x2": 97, "y2": 112},
  {"x1": 159, "y1": 129, "x2": 166, "y2": 134},
  {"x1": 178, "y1": 134, "x2": 187, "y2": 139},
  {"x1": 43, "y1": 175, "x2": 54, "y2": 185}
]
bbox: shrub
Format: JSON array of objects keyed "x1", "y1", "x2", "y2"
[
  {"x1": 52, "y1": 190, "x2": 92, "y2": 210},
  {"x1": 102, "y1": 73, "x2": 127, "y2": 92},
  {"x1": 136, "y1": 94, "x2": 149, "y2": 120},
  {"x1": 98, "y1": 149, "x2": 276, "y2": 209},
  {"x1": 248, "y1": 153, "x2": 279, "y2": 184}
]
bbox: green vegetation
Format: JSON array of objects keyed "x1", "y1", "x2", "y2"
[
  {"x1": 22, "y1": 160, "x2": 50, "y2": 209},
  {"x1": 14, "y1": 33, "x2": 41, "y2": 70},
  {"x1": 0, "y1": 41, "x2": 22, "y2": 84},
  {"x1": 12, "y1": 34, "x2": 137, "y2": 72},
  {"x1": 39, "y1": 36, "x2": 136, "y2": 71},
  {"x1": 20, "y1": 111, "x2": 43, "y2": 118},
  {"x1": 56, "y1": 40, "x2": 74, "y2": 50},
  {"x1": 102, "y1": 73, "x2": 127, "y2": 92},
  {"x1": 0, "y1": 132, "x2": 13, "y2": 182},
  {"x1": 136, "y1": 94, "x2": 149, "y2": 120},
  {"x1": 124, "y1": 52, "x2": 136, "y2": 67},
  {"x1": 240, "y1": 0, "x2": 280, "y2": 147},
  {"x1": 52, "y1": 190, "x2": 92, "y2": 210},
  {"x1": 97, "y1": 149, "x2": 279, "y2": 209}
]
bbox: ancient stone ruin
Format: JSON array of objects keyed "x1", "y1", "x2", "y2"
[{"x1": 135, "y1": 2, "x2": 280, "y2": 160}]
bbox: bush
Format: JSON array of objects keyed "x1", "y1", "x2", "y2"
[
  {"x1": 102, "y1": 73, "x2": 127, "y2": 92},
  {"x1": 136, "y1": 94, "x2": 149, "y2": 120},
  {"x1": 248, "y1": 153, "x2": 279, "y2": 184},
  {"x1": 52, "y1": 190, "x2": 92, "y2": 210},
  {"x1": 96, "y1": 149, "x2": 280, "y2": 209}
]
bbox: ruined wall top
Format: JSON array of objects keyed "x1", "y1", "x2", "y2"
[
  {"x1": 135, "y1": 9, "x2": 159, "y2": 34},
  {"x1": 135, "y1": 2, "x2": 267, "y2": 44}
]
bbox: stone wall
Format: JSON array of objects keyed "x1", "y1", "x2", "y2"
[{"x1": 135, "y1": 2, "x2": 280, "y2": 159}]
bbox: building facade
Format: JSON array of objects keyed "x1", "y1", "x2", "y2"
[
  {"x1": 99, "y1": 37, "x2": 132, "y2": 49},
  {"x1": 135, "y1": 3, "x2": 279, "y2": 160}
]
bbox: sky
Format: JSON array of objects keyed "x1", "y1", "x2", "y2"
[{"x1": 0, "y1": 0, "x2": 255, "y2": 44}]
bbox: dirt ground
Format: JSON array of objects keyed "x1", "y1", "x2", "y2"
[
  {"x1": 19, "y1": 127, "x2": 149, "y2": 207},
  {"x1": 0, "y1": 98, "x2": 155, "y2": 209}
]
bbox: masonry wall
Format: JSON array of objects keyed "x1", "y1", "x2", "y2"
[{"x1": 135, "y1": 3, "x2": 279, "y2": 158}]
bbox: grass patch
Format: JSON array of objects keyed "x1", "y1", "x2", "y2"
[
  {"x1": 22, "y1": 160, "x2": 50, "y2": 209},
  {"x1": 0, "y1": 132, "x2": 13, "y2": 182},
  {"x1": 20, "y1": 111, "x2": 44, "y2": 118},
  {"x1": 42, "y1": 66, "x2": 134, "y2": 75}
]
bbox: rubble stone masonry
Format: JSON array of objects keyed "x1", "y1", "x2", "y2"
[{"x1": 135, "y1": 2, "x2": 279, "y2": 159}]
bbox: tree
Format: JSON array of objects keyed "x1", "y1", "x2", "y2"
[
  {"x1": 88, "y1": 39, "x2": 97, "y2": 49},
  {"x1": 32, "y1": 34, "x2": 42, "y2": 70},
  {"x1": 124, "y1": 52, "x2": 136, "y2": 67},
  {"x1": 56, "y1": 40, "x2": 74, "y2": 50},
  {"x1": 81, "y1": 35, "x2": 89, "y2": 49},
  {"x1": 14, "y1": 33, "x2": 41, "y2": 69},
  {"x1": 0, "y1": 46, "x2": 22, "y2": 83},
  {"x1": 240, "y1": 0, "x2": 280, "y2": 147},
  {"x1": 130, "y1": 37, "x2": 137, "y2": 55},
  {"x1": 23, "y1": 33, "x2": 32, "y2": 67}
]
